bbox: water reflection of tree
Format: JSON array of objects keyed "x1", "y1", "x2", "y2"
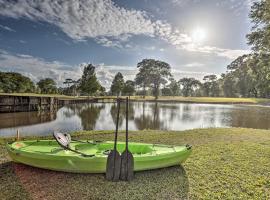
[
  {"x1": 62, "y1": 106, "x2": 76, "y2": 118},
  {"x1": 110, "y1": 102, "x2": 135, "y2": 127},
  {"x1": 158, "y1": 104, "x2": 178, "y2": 122},
  {"x1": 178, "y1": 104, "x2": 201, "y2": 123},
  {"x1": 64, "y1": 104, "x2": 85, "y2": 116},
  {"x1": 76, "y1": 103, "x2": 105, "y2": 130},
  {"x1": 229, "y1": 107, "x2": 270, "y2": 129},
  {"x1": 0, "y1": 111, "x2": 57, "y2": 129},
  {"x1": 134, "y1": 102, "x2": 167, "y2": 130}
]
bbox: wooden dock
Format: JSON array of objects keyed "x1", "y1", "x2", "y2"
[
  {"x1": 0, "y1": 95, "x2": 60, "y2": 113},
  {"x1": 0, "y1": 95, "x2": 121, "y2": 113}
]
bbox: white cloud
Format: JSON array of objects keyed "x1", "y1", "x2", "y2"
[
  {"x1": 171, "y1": 69, "x2": 210, "y2": 81},
  {"x1": 0, "y1": 49, "x2": 213, "y2": 90},
  {"x1": 170, "y1": 0, "x2": 199, "y2": 7},
  {"x1": 0, "y1": 0, "x2": 249, "y2": 59},
  {"x1": 0, "y1": 49, "x2": 82, "y2": 84},
  {"x1": 0, "y1": 49, "x2": 137, "y2": 90},
  {"x1": 183, "y1": 62, "x2": 205, "y2": 68},
  {"x1": 0, "y1": 24, "x2": 16, "y2": 32},
  {"x1": 216, "y1": 49, "x2": 251, "y2": 60},
  {"x1": 0, "y1": 0, "x2": 154, "y2": 41},
  {"x1": 19, "y1": 40, "x2": 27, "y2": 44},
  {"x1": 180, "y1": 44, "x2": 251, "y2": 59}
]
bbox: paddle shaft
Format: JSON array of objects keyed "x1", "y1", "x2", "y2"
[
  {"x1": 66, "y1": 147, "x2": 94, "y2": 157},
  {"x1": 125, "y1": 97, "x2": 129, "y2": 149},
  {"x1": 114, "y1": 99, "x2": 121, "y2": 150}
]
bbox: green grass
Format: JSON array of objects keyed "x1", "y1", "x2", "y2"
[
  {"x1": 1, "y1": 128, "x2": 270, "y2": 200},
  {"x1": 0, "y1": 93, "x2": 87, "y2": 100},
  {"x1": 127, "y1": 96, "x2": 270, "y2": 104},
  {"x1": 1, "y1": 93, "x2": 270, "y2": 104}
]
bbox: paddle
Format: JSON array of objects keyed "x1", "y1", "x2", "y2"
[
  {"x1": 106, "y1": 98, "x2": 121, "y2": 181},
  {"x1": 53, "y1": 132, "x2": 94, "y2": 157},
  {"x1": 120, "y1": 97, "x2": 134, "y2": 181}
]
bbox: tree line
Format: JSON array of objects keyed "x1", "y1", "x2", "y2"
[{"x1": 0, "y1": 0, "x2": 269, "y2": 98}]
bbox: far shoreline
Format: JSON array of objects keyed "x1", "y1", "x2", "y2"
[{"x1": 1, "y1": 93, "x2": 270, "y2": 106}]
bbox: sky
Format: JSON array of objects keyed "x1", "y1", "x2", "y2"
[{"x1": 0, "y1": 0, "x2": 254, "y2": 89}]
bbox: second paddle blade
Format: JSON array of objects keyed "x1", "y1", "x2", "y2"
[
  {"x1": 106, "y1": 150, "x2": 121, "y2": 181},
  {"x1": 120, "y1": 150, "x2": 134, "y2": 181}
]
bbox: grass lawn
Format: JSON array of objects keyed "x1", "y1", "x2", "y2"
[{"x1": 1, "y1": 128, "x2": 270, "y2": 200}]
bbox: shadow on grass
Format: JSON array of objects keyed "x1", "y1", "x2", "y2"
[
  {"x1": 0, "y1": 162, "x2": 30, "y2": 200},
  {"x1": 9, "y1": 163, "x2": 189, "y2": 200}
]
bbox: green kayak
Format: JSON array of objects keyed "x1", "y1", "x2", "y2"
[{"x1": 6, "y1": 140, "x2": 192, "y2": 173}]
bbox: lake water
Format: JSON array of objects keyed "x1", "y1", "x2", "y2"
[{"x1": 0, "y1": 102, "x2": 270, "y2": 137}]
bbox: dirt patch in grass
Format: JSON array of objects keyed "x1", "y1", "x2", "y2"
[{"x1": 1, "y1": 128, "x2": 270, "y2": 199}]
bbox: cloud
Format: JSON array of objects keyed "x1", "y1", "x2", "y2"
[
  {"x1": 0, "y1": 24, "x2": 16, "y2": 32},
  {"x1": 170, "y1": 0, "x2": 200, "y2": 7},
  {"x1": 0, "y1": 49, "x2": 137, "y2": 90},
  {"x1": 215, "y1": 49, "x2": 251, "y2": 60},
  {"x1": 0, "y1": 49, "x2": 82, "y2": 84},
  {"x1": 0, "y1": 49, "x2": 213, "y2": 90},
  {"x1": 19, "y1": 40, "x2": 27, "y2": 44},
  {"x1": 0, "y1": 0, "x2": 154, "y2": 41},
  {"x1": 172, "y1": 69, "x2": 210, "y2": 81},
  {"x1": 183, "y1": 62, "x2": 205, "y2": 68},
  {"x1": 180, "y1": 44, "x2": 251, "y2": 59},
  {"x1": 0, "y1": 0, "x2": 249, "y2": 59}
]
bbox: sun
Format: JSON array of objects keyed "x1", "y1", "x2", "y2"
[{"x1": 191, "y1": 28, "x2": 207, "y2": 43}]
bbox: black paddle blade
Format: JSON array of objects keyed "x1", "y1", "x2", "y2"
[
  {"x1": 106, "y1": 150, "x2": 121, "y2": 181},
  {"x1": 120, "y1": 149, "x2": 134, "y2": 181}
]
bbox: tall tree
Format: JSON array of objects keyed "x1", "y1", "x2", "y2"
[
  {"x1": 220, "y1": 73, "x2": 238, "y2": 97},
  {"x1": 135, "y1": 65, "x2": 149, "y2": 98},
  {"x1": 123, "y1": 80, "x2": 135, "y2": 97},
  {"x1": 202, "y1": 75, "x2": 220, "y2": 97},
  {"x1": 246, "y1": 1, "x2": 270, "y2": 98},
  {"x1": 169, "y1": 78, "x2": 180, "y2": 96},
  {"x1": 136, "y1": 59, "x2": 172, "y2": 99},
  {"x1": 79, "y1": 64, "x2": 101, "y2": 96},
  {"x1": 99, "y1": 85, "x2": 106, "y2": 96},
  {"x1": 110, "y1": 72, "x2": 125, "y2": 96},
  {"x1": 37, "y1": 78, "x2": 57, "y2": 94},
  {"x1": 247, "y1": 0, "x2": 270, "y2": 53},
  {"x1": 179, "y1": 78, "x2": 201, "y2": 97},
  {"x1": 63, "y1": 78, "x2": 75, "y2": 95},
  {"x1": 0, "y1": 72, "x2": 35, "y2": 93}
]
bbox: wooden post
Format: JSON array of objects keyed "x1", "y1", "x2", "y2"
[
  {"x1": 16, "y1": 129, "x2": 20, "y2": 141},
  {"x1": 28, "y1": 96, "x2": 31, "y2": 111},
  {"x1": 39, "y1": 97, "x2": 42, "y2": 111}
]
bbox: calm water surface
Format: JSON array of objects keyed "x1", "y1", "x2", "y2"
[{"x1": 0, "y1": 102, "x2": 270, "y2": 136}]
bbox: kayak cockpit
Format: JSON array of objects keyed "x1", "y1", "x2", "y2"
[
  {"x1": 74, "y1": 142, "x2": 153, "y2": 155},
  {"x1": 9, "y1": 140, "x2": 186, "y2": 157}
]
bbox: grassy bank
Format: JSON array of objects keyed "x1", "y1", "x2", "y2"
[
  {"x1": 0, "y1": 93, "x2": 86, "y2": 100},
  {"x1": 1, "y1": 93, "x2": 270, "y2": 105},
  {"x1": 126, "y1": 96, "x2": 270, "y2": 105},
  {"x1": 1, "y1": 128, "x2": 270, "y2": 200}
]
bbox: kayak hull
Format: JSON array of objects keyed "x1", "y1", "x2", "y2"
[{"x1": 6, "y1": 140, "x2": 192, "y2": 173}]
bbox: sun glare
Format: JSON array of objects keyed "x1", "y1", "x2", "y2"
[{"x1": 191, "y1": 28, "x2": 207, "y2": 43}]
